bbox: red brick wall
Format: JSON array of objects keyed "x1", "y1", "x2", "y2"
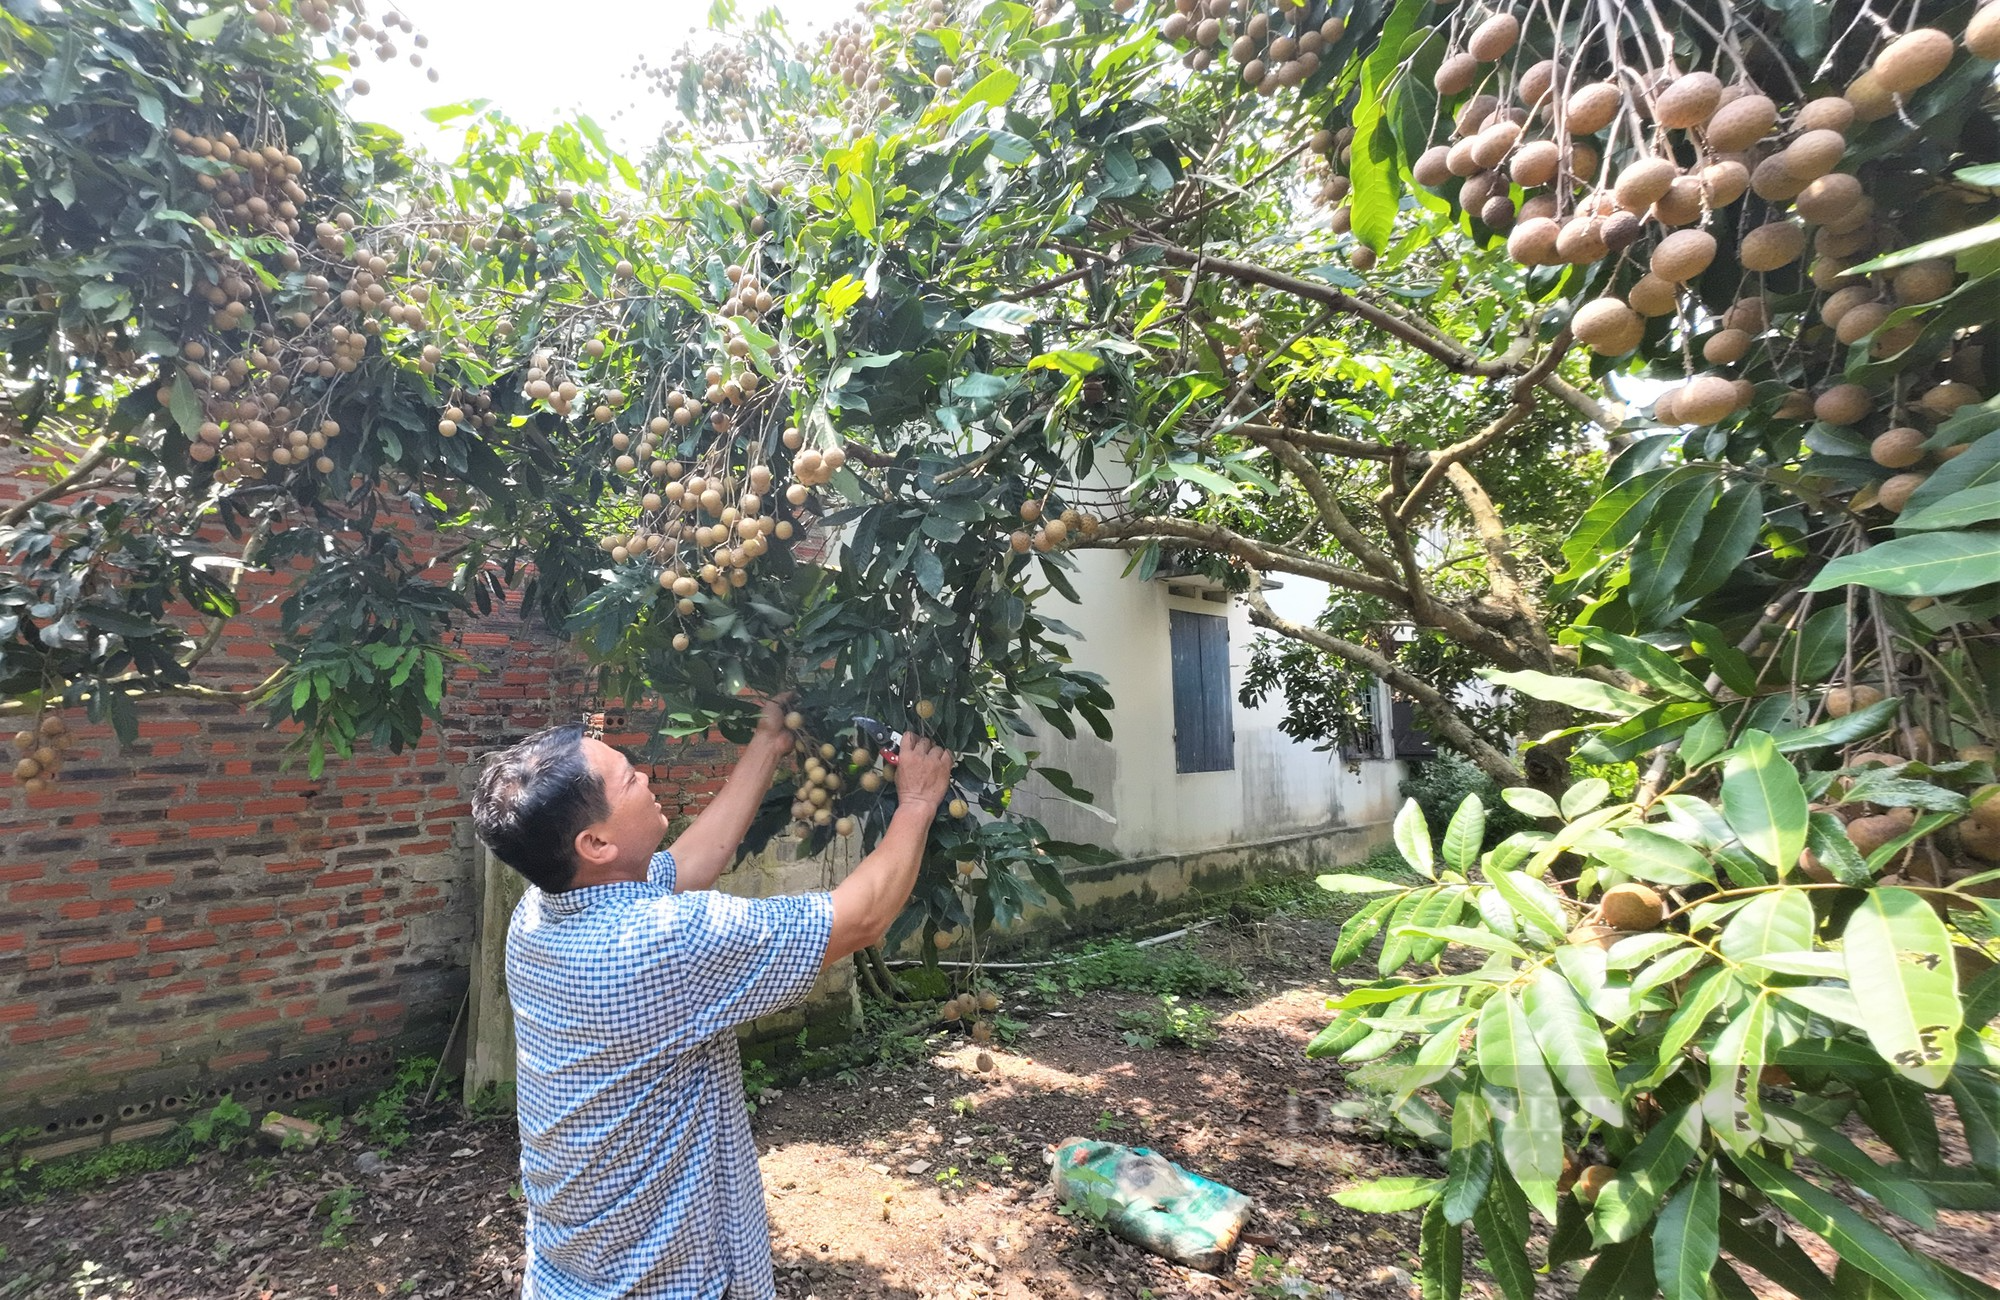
[{"x1": 0, "y1": 448, "x2": 737, "y2": 1153}]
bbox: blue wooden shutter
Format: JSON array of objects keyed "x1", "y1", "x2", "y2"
[{"x1": 1170, "y1": 610, "x2": 1234, "y2": 773}]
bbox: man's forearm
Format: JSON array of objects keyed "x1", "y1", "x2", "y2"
[
  {"x1": 666, "y1": 734, "x2": 787, "y2": 890},
  {"x1": 832, "y1": 798, "x2": 938, "y2": 941}
]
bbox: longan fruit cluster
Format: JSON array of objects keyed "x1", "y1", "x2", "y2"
[
  {"x1": 10, "y1": 712, "x2": 70, "y2": 794},
  {"x1": 1007, "y1": 498, "x2": 1100, "y2": 554}
]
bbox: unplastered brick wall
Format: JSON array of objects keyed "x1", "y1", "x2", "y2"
[{"x1": 0, "y1": 446, "x2": 757, "y2": 1155}]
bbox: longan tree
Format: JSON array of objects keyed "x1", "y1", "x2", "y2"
[{"x1": 11, "y1": 0, "x2": 2000, "y2": 1290}]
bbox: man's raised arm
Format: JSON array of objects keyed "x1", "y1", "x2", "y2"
[
  {"x1": 823, "y1": 734, "x2": 950, "y2": 968},
  {"x1": 666, "y1": 699, "x2": 794, "y2": 891}
]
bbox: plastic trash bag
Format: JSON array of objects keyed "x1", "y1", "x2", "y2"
[{"x1": 1049, "y1": 1137, "x2": 1253, "y2": 1271}]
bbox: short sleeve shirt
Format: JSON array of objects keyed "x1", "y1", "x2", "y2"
[{"x1": 506, "y1": 851, "x2": 836, "y2": 1299}]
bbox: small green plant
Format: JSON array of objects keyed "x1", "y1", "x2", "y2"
[
  {"x1": 183, "y1": 1095, "x2": 253, "y2": 1154},
  {"x1": 316, "y1": 1185, "x2": 360, "y2": 1248},
  {"x1": 1119, "y1": 995, "x2": 1219, "y2": 1051},
  {"x1": 933, "y1": 1164, "x2": 966, "y2": 1193},
  {"x1": 349, "y1": 1054, "x2": 437, "y2": 1152},
  {"x1": 872, "y1": 1030, "x2": 928, "y2": 1071},
  {"x1": 1055, "y1": 1163, "x2": 1118, "y2": 1226},
  {"x1": 149, "y1": 1208, "x2": 194, "y2": 1240},
  {"x1": 1043, "y1": 940, "x2": 1247, "y2": 1001},
  {"x1": 466, "y1": 1082, "x2": 515, "y2": 1120},
  {"x1": 1090, "y1": 1109, "x2": 1122, "y2": 1135},
  {"x1": 741, "y1": 1058, "x2": 775, "y2": 1112},
  {"x1": 0, "y1": 1128, "x2": 32, "y2": 1200},
  {"x1": 1248, "y1": 1252, "x2": 1326, "y2": 1298}
]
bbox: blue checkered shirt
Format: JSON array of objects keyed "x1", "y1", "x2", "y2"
[{"x1": 506, "y1": 851, "x2": 836, "y2": 1299}]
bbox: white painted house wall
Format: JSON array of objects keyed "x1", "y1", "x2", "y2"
[{"x1": 1009, "y1": 549, "x2": 1404, "y2": 860}]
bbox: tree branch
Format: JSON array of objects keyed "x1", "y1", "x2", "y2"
[
  {"x1": 1093, "y1": 236, "x2": 1613, "y2": 427},
  {"x1": 1231, "y1": 421, "x2": 1397, "y2": 461},
  {"x1": 0, "y1": 672, "x2": 281, "y2": 718},
  {"x1": 1260, "y1": 437, "x2": 1400, "y2": 581},
  {"x1": 1244, "y1": 582, "x2": 1525, "y2": 786},
  {"x1": 1086, "y1": 515, "x2": 1408, "y2": 603},
  {"x1": 0, "y1": 436, "x2": 115, "y2": 528}
]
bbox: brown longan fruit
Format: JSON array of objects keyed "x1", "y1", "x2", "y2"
[
  {"x1": 1878, "y1": 472, "x2": 1928, "y2": 513},
  {"x1": 1573, "y1": 299, "x2": 1644, "y2": 355},
  {"x1": 1740, "y1": 221, "x2": 1807, "y2": 272},
  {"x1": 1871, "y1": 427, "x2": 1928, "y2": 468},
  {"x1": 1600, "y1": 883, "x2": 1667, "y2": 931},
  {"x1": 1814, "y1": 384, "x2": 1873, "y2": 425},
  {"x1": 1872, "y1": 28, "x2": 1954, "y2": 94},
  {"x1": 1704, "y1": 93, "x2": 1777, "y2": 150},
  {"x1": 1564, "y1": 82, "x2": 1621, "y2": 135},
  {"x1": 1651, "y1": 229, "x2": 1717, "y2": 282},
  {"x1": 1654, "y1": 72, "x2": 1723, "y2": 129},
  {"x1": 1467, "y1": 12, "x2": 1519, "y2": 61}
]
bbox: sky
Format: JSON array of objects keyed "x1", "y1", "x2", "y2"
[{"x1": 352, "y1": 0, "x2": 855, "y2": 155}]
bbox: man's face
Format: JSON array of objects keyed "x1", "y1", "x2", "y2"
[{"x1": 581, "y1": 737, "x2": 670, "y2": 863}]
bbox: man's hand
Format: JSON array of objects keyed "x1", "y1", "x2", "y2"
[
  {"x1": 751, "y1": 693, "x2": 796, "y2": 753},
  {"x1": 893, "y1": 734, "x2": 952, "y2": 812}
]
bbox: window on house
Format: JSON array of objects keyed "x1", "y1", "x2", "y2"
[{"x1": 1168, "y1": 609, "x2": 1234, "y2": 773}]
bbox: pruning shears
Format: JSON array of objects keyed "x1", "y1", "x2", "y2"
[{"x1": 851, "y1": 715, "x2": 900, "y2": 765}]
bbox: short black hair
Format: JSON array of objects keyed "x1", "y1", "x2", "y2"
[{"x1": 471, "y1": 725, "x2": 608, "y2": 892}]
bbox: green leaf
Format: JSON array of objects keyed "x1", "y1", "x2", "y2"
[
  {"x1": 1560, "y1": 467, "x2": 1676, "y2": 581},
  {"x1": 1705, "y1": 991, "x2": 1772, "y2": 1151},
  {"x1": 962, "y1": 301, "x2": 1038, "y2": 336},
  {"x1": 1471, "y1": 1167, "x2": 1537, "y2": 1300},
  {"x1": 1950, "y1": 1074, "x2": 2000, "y2": 1181},
  {"x1": 1806, "y1": 532, "x2": 2000, "y2": 598},
  {"x1": 1719, "y1": 889, "x2": 1816, "y2": 962},
  {"x1": 1579, "y1": 630, "x2": 1708, "y2": 701},
  {"x1": 1347, "y1": 0, "x2": 1424, "y2": 253},
  {"x1": 1596, "y1": 828, "x2": 1717, "y2": 887},
  {"x1": 1848, "y1": 218, "x2": 2000, "y2": 274},
  {"x1": 1501, "y1": 786, "x2": 1560, "y2": 819},
  {"x1": 1479, "y1": 669, "x2": 1651, "y2": 717},
  {"x1": 1843, "y1": 888, "x2": 1961, "y2": 1089},
  {"x1": 1593, "y1": 1105, "x2": 1702, "y2": 1244},
  {"x1": 1721, "y1": 731, "x2": 1809, "y2": 874},
  {"x1": 1328, "y1": 893, "x2": 1400, "y2": 972},
  {"x1": 1420, "y1": 1198, "x2": 1464, "y2": 1300},
  {"x1": 1773, "y1": 698, "x2": 1902, "y2": 756},
  {"x1": 1332, "y1": 1175, "x2": 1443, "y2": 1212},
  {"x1": 1629, "y1": 474, "x2": 1716, "y2": 625},
  {"x1": 1858, "y1": 1077, "x2": 1943, "y2": 1175},
  {"x1": 168, "y1": 373, "x2": 204, "y2": 436},
  {"x1": 1718, "y1": 1214, "x2": 1836, "y2": 1300},
  {"x1": 1733, "y1": 1151, "x2": 1954, "y2": 1300},
  {"x1": 1894, "y1": 482, "x2": 2000, "y2": 531},
  {"x1": 1805, "y1": 812, "x2": 1874, "y2": 885},
  {"x1": 1765, "y1": 1104, "x2": 1938, "y2": 1227},
  {"x1": 1656, "y1": 968, "x2": 1737, "y2": 1069},
  {"x1": 1443, "y1": 1090, "x2": 1496, "y2": 1226},
  {"x1": 1576, "y1": 1233, "x2": 1657, "y2": 1300},
  {"x1": 1478, "y1": 992, "x2": 1564, "y2": 1220},
  {"x1": 1484, "y1": 868, "x2": 1568, "y2": 943},
  {"x1": 1523, "y1": 966, "x2": 1624, "y2": 1126},
  {"x1": 1652, "y1": 1160, "x2": 1719, "y2": 1300},
  {"x1": 1678, "y1": 482, "x2": 1766, "y2": 604},
  {"x1": 1561, "y1": 778, "x2": 1612, "y2": 819},
  {"x1": 1307, "y1": 1014, "x2": 1373, "y2": 1060},
  {"x1": 1395, "y1": 798, "x2": 1436, "y2": 878},
  {"x1": 1318, "y1": 872, "x2": 1408, "y2": 895},
  {"x1": 1442, "y1": 794, "x2": 1486, "y2": 876}
]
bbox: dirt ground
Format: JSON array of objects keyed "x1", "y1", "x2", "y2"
[{"x1": 4, "y1": 903, "x2": 1998, "y2": 1299}]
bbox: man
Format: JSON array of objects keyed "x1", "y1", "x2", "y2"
[{"x1": 470, "y1": 700, "x2": 953, "y2": 1298}]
